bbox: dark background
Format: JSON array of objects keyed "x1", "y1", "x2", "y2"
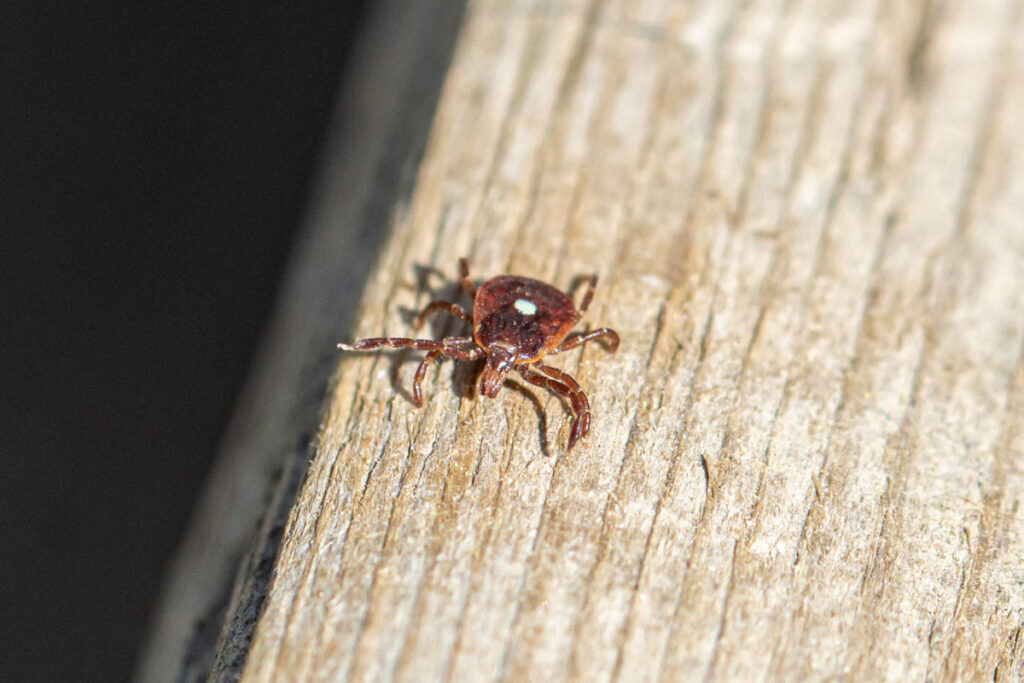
[{"x1": 1, "y1": 2, "x2": 367, "y2": 679}]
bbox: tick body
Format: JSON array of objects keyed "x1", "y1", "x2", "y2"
[{"x1": 338, "y1": 259, "x2": 619, "y2": 450}]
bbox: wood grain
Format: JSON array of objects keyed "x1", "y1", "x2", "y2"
[{"x1": 238, "y1": 0, "x2": 1023, "y2": 680}]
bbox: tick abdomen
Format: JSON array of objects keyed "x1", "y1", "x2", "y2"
[{"x1": 472, "y1": 276, "x2": 578, "y2": 361}]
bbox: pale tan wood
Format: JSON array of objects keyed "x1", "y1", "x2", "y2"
[{"x1": 237, "y1": 0, "x2": 1024, "y2": 680}]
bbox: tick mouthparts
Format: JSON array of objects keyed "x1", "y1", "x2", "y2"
[
  {"x1": 337, "y1": 343, "x2": 355, "y2": 350},
  {"x1": 480, "y1": 344, "x2": 516, "y2": 398},
  {"x1": 479, "y1": 365, "x2": 508, "y2": 398}
]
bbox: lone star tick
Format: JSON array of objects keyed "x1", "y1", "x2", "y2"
[{"x1": 338, "y1": 258, "x2": 619, "y2": 450}]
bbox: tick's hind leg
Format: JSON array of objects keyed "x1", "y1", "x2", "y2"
[
  {"x1": 556, "y1": 328, "x2": 620, "y2": 354},
  {"x1": 517, "y1": 363, "x2": 592, "y2": 451},
  {"x1": 458, "y1": 257, "x2": 476, "y2": 299},
  {"x1": 414, "y1": 300, "x2": 472, "y2": 329},
  {"x1": 576, "y1": 273, "x2": 598, "y2": 314},
  {"x1": 414, "y1": 259, "x2": 476, "y2": 329}
]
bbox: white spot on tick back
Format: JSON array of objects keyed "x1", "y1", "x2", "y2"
[{"x1": 514, "y1": 298, "x2": 538, "y2": 315}]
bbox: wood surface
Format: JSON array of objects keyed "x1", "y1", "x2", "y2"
[{"x1": 162, "y1": 0, "x2": 1024, "y2": 680}]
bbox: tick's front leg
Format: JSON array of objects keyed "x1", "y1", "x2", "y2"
[
  {"x1": 338, "y1": 337, "x2": 443, "y2": 352},
  {"x1": 518, "y1": 363, "x2": 592, "y2": 451},
  {"x1": 340, "y1": 335, "x2": 482, "y2": 407},
  {"x1": 339, "y1": 335, "x2": 480, "y2": 354}
]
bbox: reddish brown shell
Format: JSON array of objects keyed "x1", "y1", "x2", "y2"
[{"x1": 472, "y1": 275, "x2": 579, "y2": 362}]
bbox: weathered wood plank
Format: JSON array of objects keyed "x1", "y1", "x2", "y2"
[{"x1": 235, "y1": 0, "x2": 1023, "y2": 680}]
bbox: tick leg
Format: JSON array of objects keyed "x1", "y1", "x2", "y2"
[
  {"x1": 516, "y1": 365, "x2": 578, "y2": 449},
  {"x1": 412, "y1": 350, "x2": 441, "y2": 407},
  {"x1": 576, "y1": 273, "x2": 598, "y2": 313},
  {"x1": 340, "y1": 335, "x2": 482, "y2": 406},
  {"x1": 443, "y1": 336, "x2": 485, "y2": 359},
  {"x1": 518, "y1": 363, "x2": 592, "y2": 451},
  {"x1": 555, "y1": 327, "x2": 620, "y2": 354},
  {"x1": 338, "y1": 335, "x2": 480, "y2": 355},
  {"x1": 414, "y1": 300, "x2": 472, "y2": 328},
  {"x1": 459, "y1": 257, "x2": 476, "y2": 299},
  {"x1": 338, "y1": 337, "x2": 443, "y2": 352},
  {"x1": 412, "y1": 338, "x2": 483, "y2": 405}
]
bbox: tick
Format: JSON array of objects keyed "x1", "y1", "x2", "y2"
[{"x1": 338, "y1": 258, "x2": 619, "y2": 450}]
